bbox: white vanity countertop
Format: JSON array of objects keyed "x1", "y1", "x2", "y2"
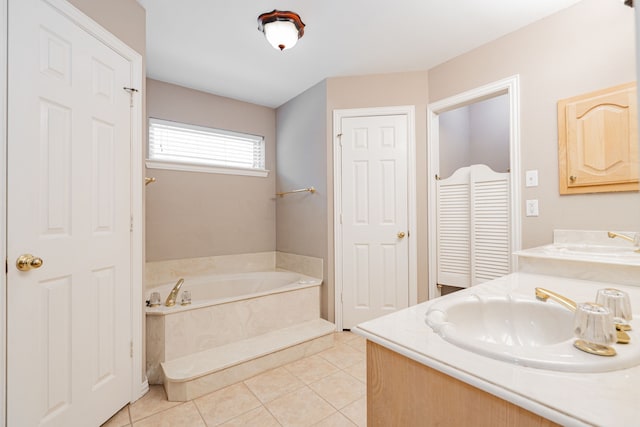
[{"x1": 352, "y1": 272, "x2": 640, "y2": 427}]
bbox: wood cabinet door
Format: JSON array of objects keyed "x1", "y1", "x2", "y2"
[{"x1": 558, "y1": 82, "x2": 638, "y2": 194}]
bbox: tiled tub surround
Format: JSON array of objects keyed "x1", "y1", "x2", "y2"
[
  {"x1": 145, "y1": 272, "x2": 325, "y2": 383},
  {"x1": 145, "y1": 251, "x2": 323, "y2": 288},
  {"x1": 354, "y1": 273, "x2": 640, "y2": 426},
  {"x1": 144, "y1": 253, "x2": 334, "y2": 401}
]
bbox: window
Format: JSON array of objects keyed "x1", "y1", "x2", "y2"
[{"x1": 146, "y1": 118, "x2": 268, "y2": 177}]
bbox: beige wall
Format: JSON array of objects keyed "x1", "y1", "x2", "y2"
[
  {"x1": 67, "y1": 0, "x2": 145, "y2": 55},
  {"x1": 429, "y1": 0, "x2": 639, "y2": 249},
  {"x1": 276, "y1": 81, "x2": 329, "y2": 317},
  {"x1": 277, "y1": 72, "x2": 431, "y2": 321},
  {"x1": 439, "y1": 95, "x2": 510, "y2": 178},
  {"x1": 277, "y1": 71, "x2": 431, "y2": 320},
  {"x1": 439, "y1": 106, "x2": 471, "y2": 178},
  {"x1": 469, "y1": 95, "x2": 510, "y2": 173},
  {"x1": 145, "y1": 79, "x2": 277, "y2": 261}
]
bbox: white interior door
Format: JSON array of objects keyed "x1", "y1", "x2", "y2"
[
  {"x1": 7, "y1": 0, "x2": 133, "y2": 425},
  {"x1": 340, "y1": 114, "x2": 409, "y2": 329}
]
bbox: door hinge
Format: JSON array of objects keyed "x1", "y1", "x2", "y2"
[
  {"x1": 130, "y1": 341, "x2": 134, "y2": 358},
  {"x1": 130, "y1": 215, "x2": 134, "y2": 232},
  {"x1": 340, "y1": 213, "x2": 343, "y2": 224},
  {"x1": 340, "y1": 292, "x2": 343, "y2": 303},
  {"x1": 5, "y1": 259, "x2": 7, "y2": 274}
]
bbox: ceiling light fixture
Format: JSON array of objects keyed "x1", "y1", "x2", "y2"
[{"x1": 257, "y1": 10, "x2": 305, "y2": 51}]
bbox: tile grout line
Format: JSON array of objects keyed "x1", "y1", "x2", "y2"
[
  {"x1": 126, "y1": 334, "x2": 365, "y2": 427},
  {"x1": 237, "y1": 378, "x2": 288, "y2": 426},
  {"x1": 191, "y1": 398, "x2": 209, "y2": 426},
  {"x1": 310, "y1": 350, "x2": 366, "y2": 425},
  {"x1": 129, "y1": 401, "x2": 188, "y2": 426},
  {"x1": 313, "y1": 411, "x2": 358, "y2": 427},
  {"x1": 305, "y1": 373, "x2": 361, "y2": 413},
  {"x1": 205, "y1": 389, "x2": 264, "y2": 427},
  {"x1": 282, "y1": 355, "x2": 341, "y2": 385},
  {"x1": 258, "y1": 396, "x2": 284, "y2": 427}
]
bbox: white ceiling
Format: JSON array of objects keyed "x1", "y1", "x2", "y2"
[{"x1": 137, "y1": 0, "x2": 584, "y2": 108}]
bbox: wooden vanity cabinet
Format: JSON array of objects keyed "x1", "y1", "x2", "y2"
[
  {"x1": 558, "y1": 82, "x2": 638, "y2": 194},
  {"x1": 367, "y1": 341, "x2": 559, "y2": 427}
]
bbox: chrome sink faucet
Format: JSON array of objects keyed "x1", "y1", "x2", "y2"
[
  {"x1": 165, "y1": 278, "x2": 185, "y2": 307},
  {"x1": 607, "y1": 231, "x2": 640, "y2": 253}
]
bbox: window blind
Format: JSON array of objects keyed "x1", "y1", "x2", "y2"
[{"x1": 148, "y1": 118, "x2": 266, "y2": 174}]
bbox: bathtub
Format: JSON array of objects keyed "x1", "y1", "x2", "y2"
[
  {"x1": 145, "y1": 270, "x2": 321, "y2": 314},
  {"x1": 145, "y1": 270, "x2": 323, "y2": 384}
]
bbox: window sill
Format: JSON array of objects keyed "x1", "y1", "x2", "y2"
[{"x1": 145, "y1": 160, "x2": 270, "y2": 177}]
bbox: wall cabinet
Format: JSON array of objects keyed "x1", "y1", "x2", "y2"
[{"x1": 558, "y1": 82, "x2": 638, "y2": 194}]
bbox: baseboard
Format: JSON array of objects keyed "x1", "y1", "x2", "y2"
[{"x1": 134, "y1": 378, "x2": 150, "y2": 403}]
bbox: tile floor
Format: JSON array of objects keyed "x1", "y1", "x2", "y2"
[{"x1": 102, "y1": 332, "x2": 367, "y2": 427}]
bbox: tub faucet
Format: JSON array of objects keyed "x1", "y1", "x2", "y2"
[
  {"x1": 607, "y1": 231, "x2": 640, "y2": 253},
  {"x1": 165, "y1": 278, "x2": 185, "y2": 307}
]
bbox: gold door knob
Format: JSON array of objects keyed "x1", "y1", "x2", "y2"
[
  {"x1": 569, "y1": 175, "x2": 577, "y2": 182},
  {"x1": 16, "y1": 254, "x2": 44, "y2": 271},
  {"x1": 397, "y1": 232, "x2": 406, "y2": 239}
]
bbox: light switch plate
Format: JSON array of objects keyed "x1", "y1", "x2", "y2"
[
  {"x1": 526, "y1": 170, "x2": 539, "y2": 187},
  {"x1": 526, "y1": 199, "x2": 539, "y2": 217}
]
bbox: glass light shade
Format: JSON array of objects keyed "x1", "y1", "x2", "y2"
[{"x1": 263, "y1": 20, "x2": 299, "y2": 51}]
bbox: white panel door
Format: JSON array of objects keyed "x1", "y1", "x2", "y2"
[
  {"x1": 341, "y1": 115, "x2": 409, "y2": 329},
  {"x1": 7, "y1": 0, "x2": 133, "y2": 425}
]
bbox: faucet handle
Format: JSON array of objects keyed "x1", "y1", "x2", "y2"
[
  {"x1": 596, "y1": 288, "x2": 633, "y2": 328},
  {"x1": 573, "y1": 302, "x2": 617, "y2": 348}
]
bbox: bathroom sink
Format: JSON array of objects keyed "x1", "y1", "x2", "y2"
[
  {"x1": 425, "y1": 293, "x2": 640, "y2": 372},
  {"x1": 517, "y1": 243, "x2": 640, "y2": 266},
  {"x1": 429, "y1": 295, "x2": 574, "y2": 346}
]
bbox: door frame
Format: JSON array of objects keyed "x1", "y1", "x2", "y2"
[
  {"x1": 0, "y1": 0, "x2": 146, "y2": 421},
  {"x1": 426, "y1": 75, "x2": 522, "y2": 300},
  {"x1": 0, "y1": 0, "x2": 7, "y2": 423},
  {"x1": 333, "y1": 106, "x2": 417, "y2": 331}
]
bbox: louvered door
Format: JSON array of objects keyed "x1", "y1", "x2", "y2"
[
  {"x1": 436, "y1": 168, "x2": 471, "y2": 287},
  {"x1": 437, "y1": 164, "x2": 510, "y2": 288}
]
